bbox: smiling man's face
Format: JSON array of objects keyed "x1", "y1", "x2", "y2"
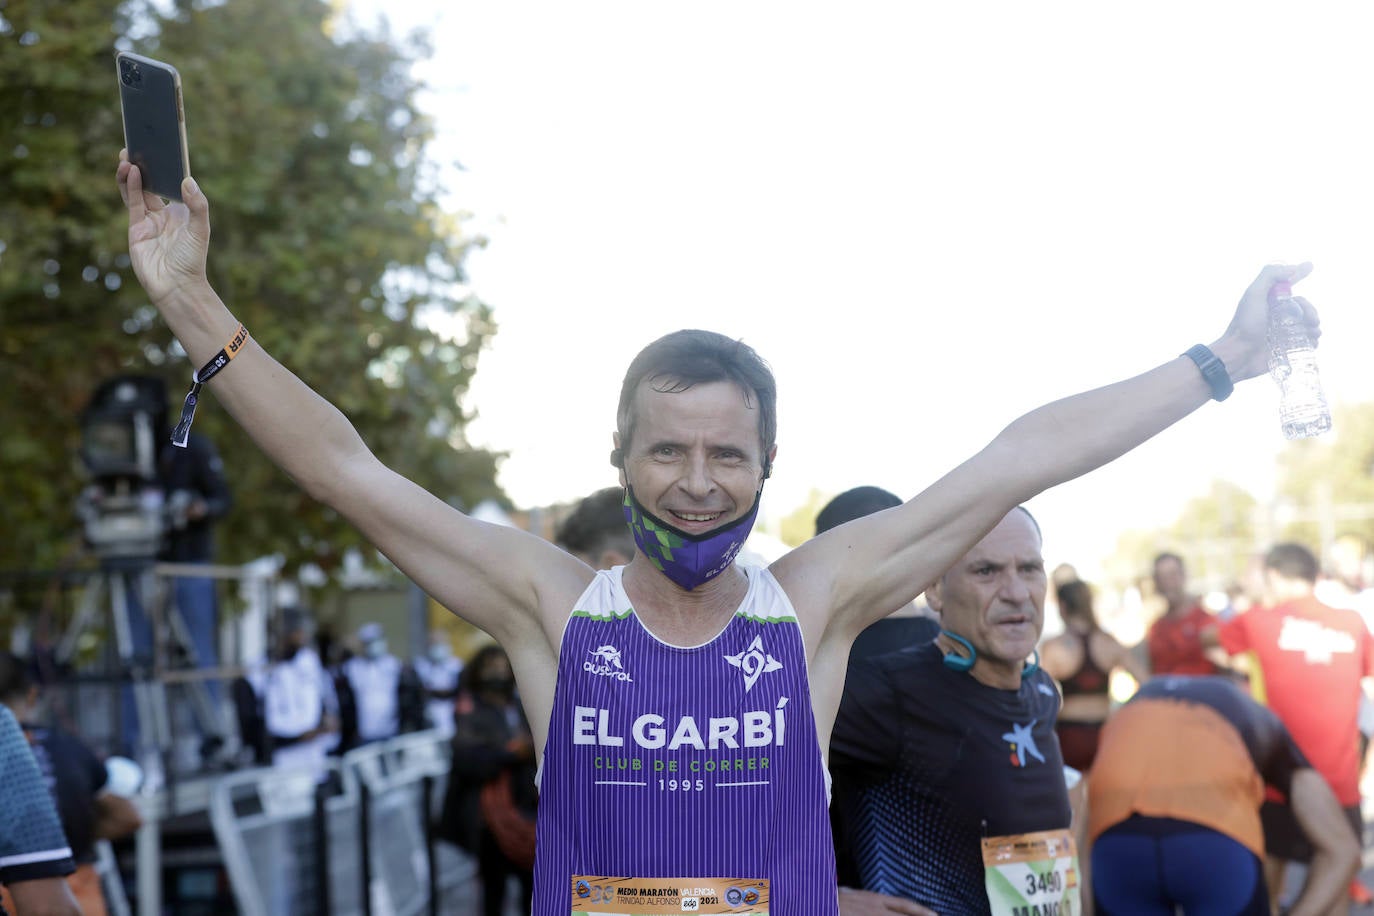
[
  {"x1": 927, "y1": 509, "x2": 1047, "y2": 678},
  {"x1": 617, "y1": 378, "x2": 770, "y2": 540}
]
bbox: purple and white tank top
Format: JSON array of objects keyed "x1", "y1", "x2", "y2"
[{"x1": 533, "y1": 564, "x2": 838, "y2": 915}]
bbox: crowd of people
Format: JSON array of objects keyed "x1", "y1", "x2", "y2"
[{"x1": 4, "y1": 146, "x2": 1371, "y2": 916}]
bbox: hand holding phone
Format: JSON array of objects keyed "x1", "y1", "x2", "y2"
[{"x1": 117, "y1": 51, "x2": 190, "y2": 201}]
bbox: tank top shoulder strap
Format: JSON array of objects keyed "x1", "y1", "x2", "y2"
[{"x1": 734, "y1": 563, "x2": 800, "y2": 626}]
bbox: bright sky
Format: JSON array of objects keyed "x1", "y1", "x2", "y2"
[{"x1": 344, "y1": 1, "x2": 1374, "y2": 580}]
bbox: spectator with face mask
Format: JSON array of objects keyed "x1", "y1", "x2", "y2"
[
  {"x1": 437, "y1": 645, "x2": 537, "y2": 916},
  {"x1": 256, "y1": 608, "x2": 338, "y2": 780},
  {"x1": 413, "y1": 633, "x2": 463, "y2": 737},
  {"x1": 340, "y1": 623, "x2": 403, "y2": 746}
]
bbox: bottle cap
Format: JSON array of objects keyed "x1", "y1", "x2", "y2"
[{"x1": 1270, "y1": 280, "x2": 1293, "y2": 302}]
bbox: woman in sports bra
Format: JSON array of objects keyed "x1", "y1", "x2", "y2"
[{"x1": 1040, "y1": 579, "x2": 1150, "y2": 771}]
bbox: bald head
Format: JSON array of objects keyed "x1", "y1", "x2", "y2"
[{"x1": 926, "y1": 508, "x2": 1048, "y2": 682}]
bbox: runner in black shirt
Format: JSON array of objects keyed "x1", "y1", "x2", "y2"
[{"x1": 831, "y1": 508, "x2": 1077, "y2": 916}]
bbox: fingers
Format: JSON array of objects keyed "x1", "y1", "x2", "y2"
[
  {"x1": 1246, "y1": 262, "x2": 1314, "y2": 309},
  {"x1": 181, "y1": 175, "x2": 212, "y2": 242},
  {"x1": 121, "y1": 159, "x2": 148, "y2": 225},
  {"x1": 1258, "y1": 261, "x2": 1314, "y2": 285},
  {"x1": 1293, "y1": 294, "x2": 1322, "y2": 342}
]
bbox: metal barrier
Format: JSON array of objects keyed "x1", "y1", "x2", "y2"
[
  {"x1": 341, "y1": 730, "x2": 468, "y2": 916},
  {"x1": 209, "y1": 731, "x2": 474, "y2": 916}
]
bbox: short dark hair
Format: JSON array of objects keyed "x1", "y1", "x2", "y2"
[
  {"x1": 814, "y1": 486, "x2": 902, "y2": 535},
  {"x1": 614, "y1": 330, "x2": 777, "y2": 472},
  {"x1": 1265, "y1": 542, "x2": 1320, "y2": 584},
  {"x1": 1056, "y1": 579, "x2": 1099, "y2": 630},
  {"x1": 0, "y1": 651, "x2": 30, "y2": 705},
  {"x1": 461, "y1": 644, "x2": 513, "y2": 697},
  {"x1": 557, "y1": 487, "x2": 634, "y2": 561},
  {"x1": 1153, "y1": 551, "x2": 1185, "y2": 572}
]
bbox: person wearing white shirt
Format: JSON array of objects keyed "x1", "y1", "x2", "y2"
[
  {"x1": 342, "y1": 623, "x2": 402, "y2": 744},
  {"x1": 260, "y1": 609, "x2": 338, "y2": 782},
  {"x1": 413, "y1": 635, "x2": 463, "y2": 736}
]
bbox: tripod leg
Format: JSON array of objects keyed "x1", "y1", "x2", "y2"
[
  {"x1": 112, "y1": 571, "x2": 165, "y2": 765},
  {"x1": 162, "y1": 576, "x2": 225, "y2": 748},
  {"x1": 56, "y1": 573, "x2": 105, "y2": 664}
]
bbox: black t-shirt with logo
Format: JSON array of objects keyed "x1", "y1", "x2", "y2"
[{"x1": 829, "y1": 641, "x2": 1070, "y2": 916}]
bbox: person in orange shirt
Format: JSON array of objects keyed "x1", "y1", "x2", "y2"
[
  {"x1": 1087, "y1": 674, "x2": 1356, "y2": 915},
  {"x1": 1208, "y1": 542, "x2": 1374, "y2": 908}
]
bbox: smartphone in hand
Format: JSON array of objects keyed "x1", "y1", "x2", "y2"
[{"x1": 116, "y1": 51, "x2": 190, "y2": 201}]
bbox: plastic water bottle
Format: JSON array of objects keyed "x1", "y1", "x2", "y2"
[{"x1": 1267, "y1": 281, "x2": 1331, "y2": 439}]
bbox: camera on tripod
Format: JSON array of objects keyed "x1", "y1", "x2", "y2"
[{"x1": 76, "y1": 375, "x2": 181, "y2": 563}]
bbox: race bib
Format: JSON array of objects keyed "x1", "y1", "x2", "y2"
[
  {"x1": 569, "y1": 876, "x2": 769, "y2": 914},
  {"x1": 981, "y1": 829, "x2": 1080, "y2": 916}
]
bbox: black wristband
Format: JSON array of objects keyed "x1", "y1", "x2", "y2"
[{"x1": 1181, "y1": 344, "x2": 1233, "y2": 402}]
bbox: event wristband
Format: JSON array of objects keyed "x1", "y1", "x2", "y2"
[
  {"x1": 171, "y1": 323, "x2": 250, "y2": 447},
  {"x1": 1180, "y1": 343, "x2": 1233, "y2": 402}
]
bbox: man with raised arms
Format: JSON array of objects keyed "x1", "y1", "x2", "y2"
[{"x1": 117, "y1": 156, "x2": 1318, "y2": 915}]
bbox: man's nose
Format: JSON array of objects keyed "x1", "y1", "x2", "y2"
[
  {"x1": 999, "y1": 571, "x2": 1032, "y2": 604},
  {"x1": 678, "y1": 451, "x2": 714, "y2": 498}
]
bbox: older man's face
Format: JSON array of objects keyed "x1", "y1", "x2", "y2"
[{"x1": 928, "y1": 511, "x2": 1047, "y2": 670}]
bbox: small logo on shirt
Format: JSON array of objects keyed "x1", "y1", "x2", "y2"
[
  {"x1": 724, "y1": 635, "x2": 783, "y2": 693},
  {"x1": 1002, "y1": 719, "x2": 1047, "y2": 768},
  {"x1": 584, "y1": 645, "x2": 634, "y2": 681}
]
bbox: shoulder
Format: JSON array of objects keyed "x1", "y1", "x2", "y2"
[
  {"x1": 1025, "y1": 668, "x2": 1063, "y2": 713},
  {"x1": 1089, "y1": 628, "x2": 1127, "y2": 657}
]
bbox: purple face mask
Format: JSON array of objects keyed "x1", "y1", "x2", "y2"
[{"x1": 622, "y1": 488, "x2": 761, "y2": 591}]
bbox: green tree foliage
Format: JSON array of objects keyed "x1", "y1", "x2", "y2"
[
  {"x1": 1275, "y1": 401, "x2": 1374, "y2": 553},
  {"x1": 0, "y1": 0, "x2": 504, "y2": 574},
  {"x1": 1102, "y1": 479, "x2": 1259, "y2": 595},
  {"x1": 777, "y1": 488, "x2": 837, "y2": 548}
]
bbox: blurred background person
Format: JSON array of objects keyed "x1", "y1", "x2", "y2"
[
  {"x1": 413, "y1": 632, "x2": 463, "y2": 737},
  {"x1": 340, "y1": 622, "x2": 403, "y2": 747},
  {"x1": 0, "y1": 704, "x2": 80, "y2": 916},
  {"x1": 554, "y1": 486, "x2": 635, "y2": 569},
  {"x1": 1040, "y1": 578, "x2": 1149, "y2": 772},
  {"x1": 1087, "y1": 675, "x2": 1356, "y2": 916},
  {"x1": 257, "y1": 608, "x2": 338, "y2": 782},
  {"x1": 1210, "y1": 542, "x2": 1374, "y2": 908},
  {"x1": 159, "y1": 430, "x2": 232, "y2": 712},
  {"x1": 0, "y1": 653, "x2": 141, "y2": 916},
  {"x1": 1146, "y1": 552, "x2": 1221, "y2": 676},
  {"x1": 437, "y1": 645, "x2": 536, "y2": 916}
]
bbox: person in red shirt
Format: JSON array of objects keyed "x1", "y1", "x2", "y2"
[
  {"x1": 1211, "y1": 542, "x2": 1374, "y2": 906},
  {"x1": 1147, "y1": 552, "x2": 1222, "y2": 675}
]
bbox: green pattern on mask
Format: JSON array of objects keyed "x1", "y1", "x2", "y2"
[{"x1": 626, "y1": 495, "x2": 685, "y2": 565}]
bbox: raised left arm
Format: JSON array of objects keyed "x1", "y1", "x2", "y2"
[{"x1": 777, "y1": 263, "x2": 1316, "y2": 640}]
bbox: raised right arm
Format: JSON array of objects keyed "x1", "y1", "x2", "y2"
[{"x1": 116, "y1": 159, "x2": 592, "y2": 647}]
